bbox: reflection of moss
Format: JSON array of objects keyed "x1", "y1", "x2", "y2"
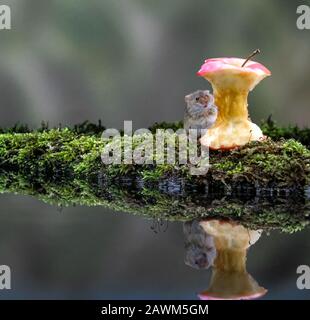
[{"x1": 0, "y1": 171, "x2": 308, "y2": 233}]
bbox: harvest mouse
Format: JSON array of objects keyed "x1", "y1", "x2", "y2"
[{"x1": 184, "y1": 90, "x2": 218, "y2": 137}]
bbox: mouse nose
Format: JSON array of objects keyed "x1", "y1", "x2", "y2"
[{"x1": 200, "y1": 96, "x2": 209, "y2": 105}]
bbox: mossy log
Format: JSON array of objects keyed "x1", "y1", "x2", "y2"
[
  {"x1": 0, "y1": 120, "x2": 309, "y2": 233},
  {"x1": 0, "y1": 122, "x2": 309, "y2": 189}
]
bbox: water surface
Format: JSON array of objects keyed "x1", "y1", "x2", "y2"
[{"x1": 0, "y1": 194, "x2": 309, "y2": 299}]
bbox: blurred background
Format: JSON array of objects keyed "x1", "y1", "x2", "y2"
[
  {"x1": 0, "y1": 0, "x2": 309, "y2": 129},
  {"x1": 0, "y1": 0, "x2": 309, "y2": 300}
]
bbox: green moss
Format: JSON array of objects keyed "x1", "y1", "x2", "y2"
[
  {"x1": 141, "y1": 164, "x2": 175, "y2": 181},
  {"x1": 152, "y1": 118, "x2": 310, "y2": 148},
  {"x1": 148, "y1": 121, "x2": 184, "y2": 134},
  {"x1": 212, "y1": 160, "x2": 244, "y2": 175},
  {"x1": 0, "y1": 120, "x2": 105, "y2": 136},
  {"x1": 0, "y1": 128, "x2": 309, "y2": 188},
  {"x1": 261, "y1": 117, "x2": 310, "y2": 148},
  {"x1": 210, "y1": 139, "x2": 310, "y2": 187},
  {"x1": 1, "y1": 118, "x2": 309, "y2": 145}
]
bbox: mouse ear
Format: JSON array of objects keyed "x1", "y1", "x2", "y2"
[{"x1": 185, "y1": 94, "x2": 191, "y2": 103}]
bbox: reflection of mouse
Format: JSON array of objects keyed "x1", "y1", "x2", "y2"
[
  {"x1": 183, "y1": 220, "x2": 216, "y2": 270},
  {"x1": 184, "y1": 90, "x2": 218, "y2": 137}
]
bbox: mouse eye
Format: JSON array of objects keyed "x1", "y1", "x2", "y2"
[{"x1": 195, "y1": 97, "x2": 200, "y2": 101}]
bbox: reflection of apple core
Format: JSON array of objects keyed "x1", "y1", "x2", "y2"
[
  {"x1": 198, "y1": 219, "x2": 267, "y2": 300},
  {"x1": 197, "y1": 57, "x2": 271, "y2": 150}
]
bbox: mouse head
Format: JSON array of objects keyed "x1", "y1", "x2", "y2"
[{"x1": 185, "y1": 90, "x2": 215, "y2": 107}]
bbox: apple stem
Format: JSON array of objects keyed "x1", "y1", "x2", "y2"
[{"x1": 241, "y1": 49, "x2": 261, "y2": 67}]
